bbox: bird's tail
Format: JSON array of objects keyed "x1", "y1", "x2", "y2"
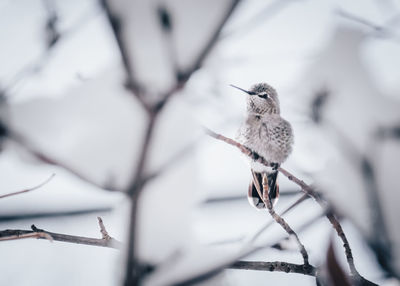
[{"x1": 248, "y1": 171, "x2": 280, "y2": 209}]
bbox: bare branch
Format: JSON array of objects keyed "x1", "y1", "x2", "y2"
[
  {"x1": 0, "y1": 223, "x2": 122, "y2": 249},
  {"x1": 0, "y1": 173, "x2": 55, "y2": 199},
  {"x1": 229, "y1": 261, "x2": 316, "y2": 276},
  {"x1": 0, "y1": 229, "x2": 53, "y2": 242}
]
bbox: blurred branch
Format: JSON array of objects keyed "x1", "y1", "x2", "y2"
[
  {"x1": 325, "y1": 120, "x2": 393, "y2": 279},
  {"x1": 101, "y1": 0, "x2": 149, "y2": 111},
  {"x1": 0, "y1": 207, "x2": 112, "y2": 222},
  {"x1": 206, "y1": 128, "x2": 377, "y2": 285},
  {"x1": 0, "y1": 173, "x2": 55, "y2": 199},
  {"x1": 142, "y1": 136, "x2": 201, "y2": 184},
  {"x1": 0, "y1": 1, "x2": 101, "y2": 97},
  {"x1": 155, "y1": 0, "x2": 241, "y2": 112},
  {"x1": 322, "y1": 240, "x2": 352, "y2": 286},
  {"x1": 229, "y1": 261, "x2": 316, "y2": 276},
  {"x1": 325, "y1": 212, "x2": 358, "y2": 278},
  {"x1": 0, "y1": 220, "x2": 122, "y2": 249},
  {"x1": 42, "y1": 0, "x2": 60, "y2": 48},
  {"x1": 203, "y1": 190, "x2": 303, "y2": 204},
  {"x1": 5, "y1": 127, "x2": 116, "y2": 190},
  {"x1": 336, "y1": 9, "x2": 400, "y2": 42},
  {"x1": 221, "y1": 0, "x2": 301, "y2": 39},
  {"x1": 101, "y1": 1, "x2": 243, "y2": 284},
  {"x1": 376, "y1": 124, "x2": 400, "y2": 140}
]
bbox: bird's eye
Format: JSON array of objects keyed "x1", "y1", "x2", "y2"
[{"x1": 258, "y1": 92, "x2": 268, "y2": 99}]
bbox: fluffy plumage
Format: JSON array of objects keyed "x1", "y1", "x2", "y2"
[{"x1": 235, "y1": 83, "x2": 294, "y2": 208}]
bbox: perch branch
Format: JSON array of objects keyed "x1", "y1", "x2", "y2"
[
  {"x1": 248, "y1": 193, "x2": 309, "y2": 244},
  {"x1": 0, "y1": 173, "x2": 55, "y2": 199},
  {"x1": 260, "y1": 174, "x2": 309, "y2": 265},
  {"x1": 206, "y1": 128, "x2": 375, "y2": 284}
]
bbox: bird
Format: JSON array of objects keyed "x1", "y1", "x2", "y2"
[{"x1": 233, "y1": 83, "x2": 294, "y2": 209}]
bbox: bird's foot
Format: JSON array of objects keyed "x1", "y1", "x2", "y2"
[{"x1": 271, "y1": 162, "x2": 279, "y2": 171}]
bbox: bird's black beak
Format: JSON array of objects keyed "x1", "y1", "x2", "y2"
[{"x1": 230, "y1": 84, "x2": 255, "y2": 95}]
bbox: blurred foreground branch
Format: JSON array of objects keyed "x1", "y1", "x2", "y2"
[
  {"x1": 0, "y1": 173, "x2": 55, "y2": 199},
  {"x1": 101, "y1": 1, "x2": 242, "y2": 284}
]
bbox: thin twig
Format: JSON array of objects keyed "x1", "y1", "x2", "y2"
[
  {"x1": 229, "y1": 261, "x2": 316, "y2": 276},
  {"x1": 260, "y1": 174, "x2": 309, "y2": 266},
  {"x1": 97, "y1": 216, "x2": 111, "y2": 241},
  {"x1": 248, "y1": 193, "x2": 309, "y2": 244},
  {"x1": 0, "y1": 173, "x2": 55, "y2": 199}
]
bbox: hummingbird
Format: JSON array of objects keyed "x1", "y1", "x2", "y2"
[{"x1": 233, "y1": 83, "x2": 294, "y2": 209}]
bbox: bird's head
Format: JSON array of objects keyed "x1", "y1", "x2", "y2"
[{"x1": 231, "y1": 82, "x2": 280, "y2": 115}]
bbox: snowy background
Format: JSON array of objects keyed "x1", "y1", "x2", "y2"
[{"x1": 0, "y1": 0, "x2": 400, "y2": 285}]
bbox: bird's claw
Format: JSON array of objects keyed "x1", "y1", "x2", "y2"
[{"x1": 271, "y1": 162, "x2": 279, "y2": 171}]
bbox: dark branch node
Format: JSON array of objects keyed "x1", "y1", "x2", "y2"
[
  {"x1": 43, "y1": 0, "x2": 60, "y2": 48},
  {"x1": 376, "y1": 124, "x2": 400, "y2": 140},
  {"x1": 31, "y1": 224, "x2": 44, "y2": 232},
  {"x1": 0, "y1": 120, "x2": 8, "y2": 138},
  {"x1": 175, "y1": 71, "x2": 189, "y2": 83},
  {"x1": 311, "y1": 88, "x2": 329, "y2": 124},
  {"x1": 157, "y1": 6, "x2": 172, "y2": 32}
]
